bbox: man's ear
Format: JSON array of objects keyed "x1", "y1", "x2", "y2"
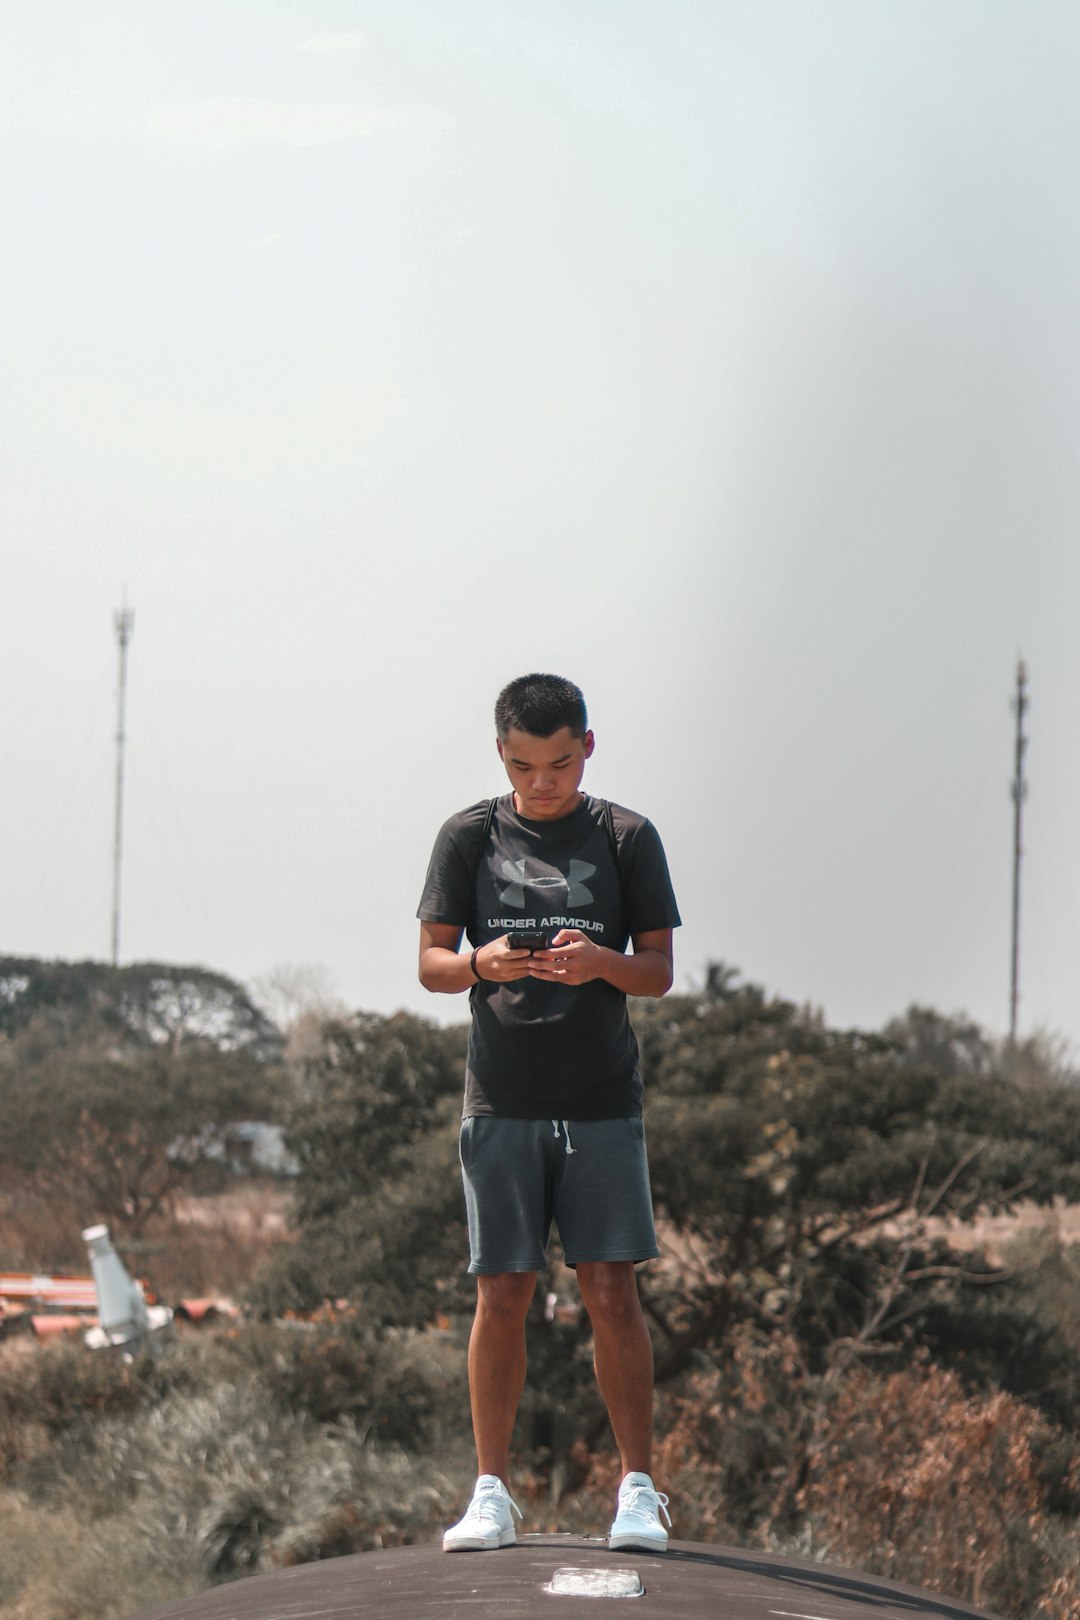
[
  {"x1": 584, "y1": 730, "x2": 595, "y2": 759},
  {"x1": 496, "y1": 736, "x2": 505, "y2": 761}
]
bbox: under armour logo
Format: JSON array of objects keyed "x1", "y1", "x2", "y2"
[{"x1": 498, "y1": 858, "x2": 596, "y2": 909}]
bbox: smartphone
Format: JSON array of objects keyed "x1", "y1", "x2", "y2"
[{"x1": 507, "y1": 930, "x2": 550, "y2": 952}]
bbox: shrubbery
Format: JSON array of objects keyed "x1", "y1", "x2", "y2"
[
  {"x1": 800, "y1": 1358, "x2": 1080, "y2": 1616},
  {"x1": 5, "y1": 977, "x2": 1080, "y2": 1617},
  {"x1": 0, "y1": 1323, "x2": 473, "y2": 1616},
  {"x1": 0, "y1": 1342, "x2": 153, "y2": 1477}
]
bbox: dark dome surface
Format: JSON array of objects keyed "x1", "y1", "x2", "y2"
[{"x1": 125, "y1": 1533, "x2": 1004, "y2": 1620}]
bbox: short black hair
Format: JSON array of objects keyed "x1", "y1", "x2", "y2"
[{"x1": 495, "y1": 674, "x2": 588, "y2": 740}]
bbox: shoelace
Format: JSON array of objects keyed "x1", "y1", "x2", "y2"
[
  {"x1": 619, "y1": 1485, "x2": 672, "y2": 1526},
  {"x1": 474, "y1": 1485, "x2": 523, "y2": 1525},
  {"x1": 551, "y1": 1119, "x2": 576, "y2": 1154}
]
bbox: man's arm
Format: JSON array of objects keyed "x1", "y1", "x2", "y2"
[
  {"x1": 418, "y1": 921, "x2": 533, "y2": 993},
  {"x1": 418, "y1": 922, "x2": 472, "y2": 994},
  {"x1": 528, "y1": 927, "x2": 674, "y2": 997}
]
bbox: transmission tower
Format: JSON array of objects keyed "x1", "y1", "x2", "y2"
[
  {"x1": 111, "y1": 600, "x2": 135, "y2": 966},
  {"x1": 1008, "y1": 658, "x2": 1028, "y2": 1046}
]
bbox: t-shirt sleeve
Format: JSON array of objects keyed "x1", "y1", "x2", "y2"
[
  {"x1": 416, "y1": 803, "x2": 487, "y2": 929},
  {"x1": 619, "y1": 813, "x2": 682, "y2": 936}
]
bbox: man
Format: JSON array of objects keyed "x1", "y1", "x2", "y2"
[{"x1": 417, "y1": 673, "x2": 681, "y2": 1554}]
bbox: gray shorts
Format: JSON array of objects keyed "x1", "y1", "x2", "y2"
[{"x1": 458, "y1": 1115, "x2": 660, "y2": 1274}]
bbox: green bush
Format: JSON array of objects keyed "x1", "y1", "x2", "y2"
[
  {"x1": 31, "y1": 1375, "x2": 464, "y2": 1584},
  {"x1": 0, "y1": 1342, "x2": 164, "y2": 1479},
  {"x1": 226, "y1": 1319, "x2": 466, "y2": 1450}
]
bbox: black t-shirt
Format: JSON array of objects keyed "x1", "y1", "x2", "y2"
[{"x1": 417, "y1": 793, "x2": 681, "y2": 1119}]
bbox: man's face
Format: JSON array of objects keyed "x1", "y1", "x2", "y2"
[{"x1": 497, "y1": 725, "x2": 595, "y2": 820}]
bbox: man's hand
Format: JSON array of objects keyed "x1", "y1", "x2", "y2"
[
  {"x1": 527, "y1": 929, "x2": 604, "y2": 986},
  {"x1": 473, "y1": 936, "x2": 534, "y2": 983},
  {"x1": 420, "y1": 922, "x2": 673, "y2": 998},
  {"x1": 419, "y1": 923, "x2": 532, "y2": 993}
]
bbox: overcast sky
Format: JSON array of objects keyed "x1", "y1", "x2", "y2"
[{"x1": 2, "y1": 1, "x2": 1077, "y2": 1050}]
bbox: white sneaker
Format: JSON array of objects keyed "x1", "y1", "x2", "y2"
[
  {"x1": 608, "y1": 1471, "x2": 671, "y2": 1552},
  {"x1": 443, "y1": 1475, "x2": 523, "y2": 1551}
]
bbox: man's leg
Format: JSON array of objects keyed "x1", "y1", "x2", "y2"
[
  {"x1": 576, "y1": 1260, "x2": 670, "y2": 1551},
  {"x1": 446, "y1": 1120, "x2": 546, "y2": 1551},
  {"x1": 554, "y1": 1122, "x2": 669, "y2": 1550},
  {"x1": 575, "y1": 1260, "x2": 654, "y2": 1476},
  {"x1": 469, "y1": 1270, "x2": 537, "y2": 1482}
]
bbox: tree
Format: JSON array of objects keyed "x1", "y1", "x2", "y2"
[
  {"x1": 252, "y1": 1011, "x2": 470, "y2": 1324},
  {"x1": 634, "y1": 979, "x2": 1080, "y2": 1399},
  {"x1": 0, "y1": 957, "x2": 284, "y2": 1244},
  {"x1": 0, "y1": 957, "x2": 282, "y2": 1061},
  {"x1": 1001, "y1": 1026, "x2": 1080, "y2": 1091},
  {"x1": 1, "y1": 1044, "x2": 279, "y2": 1238},
  {"x1": 881, "y1": 1004, "x2": 995, "y2": 1078},
  {"x1": 251, "y1": 980, "x2": 1080, "y2": 1569}
]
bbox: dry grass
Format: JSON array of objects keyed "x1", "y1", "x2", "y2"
[
  {"x1": 0, "y1": 1179, "x2": 89, "y2": 1274},
  {"x1": 142, "y1": 1186, "x2": 293, "y2": 1299},
  {"x1": 799, "y1": 1357, "x2": 1080, "y2": 1617},
  {"x1": 0, "y1": 1329, "x2": 472, "y2": 1620},
  {"x1": 0, "y1": 1493, "x2": 184, "y2": 1620},
  {"x1": 934, "y1": 1197, "x2": 1080, "y2": 1265}
]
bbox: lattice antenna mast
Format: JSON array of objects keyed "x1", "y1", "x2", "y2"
[
  {"x1": 111, "y1": 600, "x2": 135, "y2": 967},
  {"x1": 1008, "y1": 658, "x2": 1029, "y2": 1046}
]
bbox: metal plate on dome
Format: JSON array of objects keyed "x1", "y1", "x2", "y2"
[{"x1": 543, "y1": 1566, "x2": 644, "y2": 1598}]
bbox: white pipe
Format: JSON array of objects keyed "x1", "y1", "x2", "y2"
[{"x1": 82, "y1": 1223, "x2": 148, "y2": 1341}]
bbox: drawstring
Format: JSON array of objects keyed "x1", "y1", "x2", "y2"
[{"x1": 552, "y1": 1119, "x2": 576, "y2": 1155}]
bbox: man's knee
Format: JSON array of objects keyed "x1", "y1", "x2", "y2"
[
  {"x1": 576, "y1": 1261, "x2": 644, "y2": 1329},
  {"x1": 475, "y1": 1271, "x2": 537, "y2": 1325}
]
